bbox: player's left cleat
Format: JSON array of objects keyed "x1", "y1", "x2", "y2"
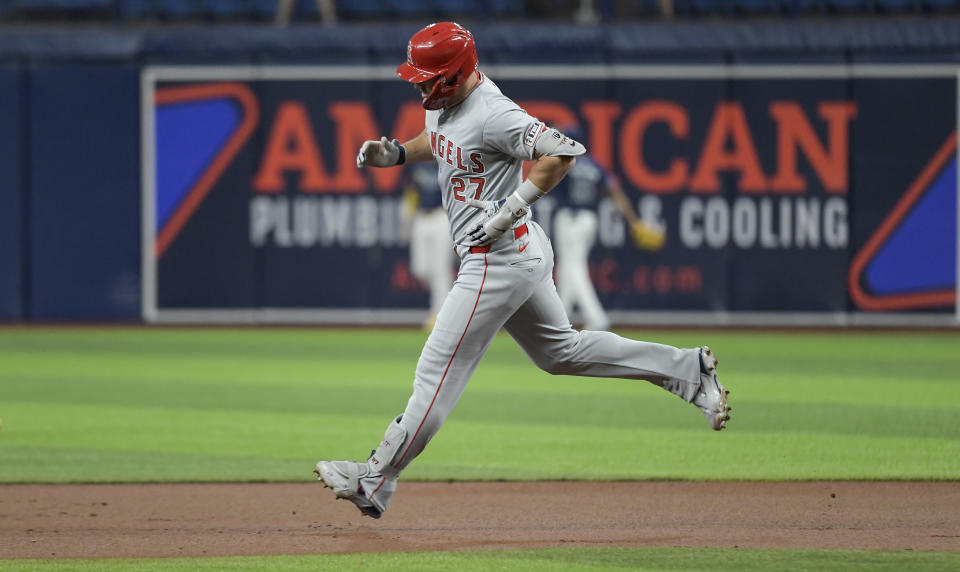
[
  {"x1": 314, "y1": 460, "x2": 383, "y2": 519},
  {"x1": 693, "y1": 346, "x2": 731, "y2": 431}
]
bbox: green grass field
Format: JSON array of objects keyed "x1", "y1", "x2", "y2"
[
  {"x1": 1, "y1": 327, "x2": 958, "y2": 569},
  {"x1": 6, "y1": 547, "x2": 960, "y2": 572}
]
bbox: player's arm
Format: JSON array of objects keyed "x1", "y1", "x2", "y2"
[
  {"x1": 512, "y1": 124, "x2": 588, "y2": 207},
  {"x1": 605, "y1": 174, "x2": 665, "y2": 251},
  {"x1": 400, "y1": 130, "x2": 433, "y2": 163},
  {"x1": 606, "y1": 175, "x2": 638, "y2": 224},
  {"x1": 526, "y1": 155, "x2": 575, "y2": 196},
  {"x1": 356, "y1": 130, "x2": 434, "y2": 168},
  {"x1": 466, "y1": 126, "x2": 585, "y2": 246}
]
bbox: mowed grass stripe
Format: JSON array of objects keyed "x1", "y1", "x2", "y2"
[
  {"x1": 3, "y1": 363, "x2": 957, "y2": 410},
  {"x1": 414, "y1": 421, "x2": 960, "y2": 480},
  {"x1": 0, "y1": 446, "x2": 316, "y2": 483},
  {"x1": 2, "y1": 400, "x2": 958, "y2": 481},
  {"x1": 0, "y1": 328, "x2": 425, "y2": 361},
  {"x1": 2, "y1": 328, "x2": 957, "y2": 393},
  {"x1": 3, "y1": 547, "x2": 959, "y2": 571},
  {"x1": 2, "y1": 371, "x2": 958, "y2": 440},
  {"x1": 0, "y1": 352, "x2": 413, "y2": 389},
  {"x1": 1, "y1": 327, "x2": 956, "y2": 368},
  {"x1": 0, "y1": 403, "x2": 383, "y2": 457},
  {"x1": 0, "y1": 375, "x2": 415, "y2": 415}
]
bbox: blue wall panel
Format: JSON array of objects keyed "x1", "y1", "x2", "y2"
[
  {"x1": 0, "y1": 65, "x2": 21, "y2": 320},
  {"x1": 28, "y1": 64, "x2": 140, "y2": 320}
]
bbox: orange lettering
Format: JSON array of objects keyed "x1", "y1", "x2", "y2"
[
  {"x1": 690, "y1": 102, "x2": 767, "y2": 193},
  {"x1": 518, "y1": 101, "x2": 579, "y2": 131},
  {"x1": 769, "y1": 101, "x2": 857, "y2": 194},
  {"x1": 328, "y1": 102, "x2": 426, "y2": 193},
  {"x1": 594, "y1": 260, "x2": 619, "y2": 293},
  {"x1": 252, "y1": 102, "x2": 331, "y2": 192},
  {"x1": 329, "y1": 101, "x2": 426, "y2": 193},
  {"x1": 633, "y1": 266, "x2": 650, "y2": 294},
  {"x1": 581, "y1": 101, "x2": 620, "y2": 171},
  {"x1": 326, "y1": 102, "x2": 371, "y2": 193},
  {"x1": 619, "y1": 101, "x2": 689, "y2": 194}
]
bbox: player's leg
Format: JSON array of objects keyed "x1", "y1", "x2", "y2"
[
  {"x1": 410, "y1": 213, "x2": 431, "y2": 282},
  {"x1": 317, "y1": 243, "x2": 548, "y2": 517},
  {"x1": 560, "y1": 209, "x2": 592, "y2": 323},
  {"x1": 502, "y1": 222, "x2": 730, "y2": 428},
  {"x1": 390, "y1": 242, "x2": 549, "y2": 474},
  {"x1": 553, "y1": 208, "x2": 577, "y2": 313},
  {"x1": 567, "y1": 210, "x2": 608, "y2": 331},
  {"x1": 317, "y1": 260, "x2": 502, "y2": 518},
  {"x1": 555, "y1": 208, "x2": 608, "y2": 329},
  {"x1": 424, "y1": 209, "x2": 454, "y2": 320}
]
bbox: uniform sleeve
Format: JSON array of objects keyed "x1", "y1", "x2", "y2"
[{"x1": 482, "y1": 103, "x2": 544, "y2": 161}]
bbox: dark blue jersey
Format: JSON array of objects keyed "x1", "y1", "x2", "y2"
[
  {"x1": 407, "y1": 164, "x2": 445, "y2": 211},
  {"x1": 549, "y1": 155, "x2": 611, "y2": 210}
]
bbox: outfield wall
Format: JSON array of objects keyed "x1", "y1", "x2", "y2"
[{"x1": 1, "y1": 22, "x2": 958, "y2": 325}]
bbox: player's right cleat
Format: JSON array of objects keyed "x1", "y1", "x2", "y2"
[
  {"x1": 314, "y1": 460, "x2": 383, "y2": 519},
  {"x1": 693, "y1": 346, "x2": 731, "y2": 431}
]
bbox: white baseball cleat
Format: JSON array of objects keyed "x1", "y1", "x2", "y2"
[
  {"x1": 693, "y1": 346, "x2": 731, "y2": 431},
  {"x1": 314, "y1": 460, "x2": 383, "y2": 519}
]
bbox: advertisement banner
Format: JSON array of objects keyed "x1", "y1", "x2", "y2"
[{"x1": 142, "y1": 66, "x2": 958, "y2": 324}]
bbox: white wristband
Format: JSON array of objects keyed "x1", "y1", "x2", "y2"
[
  {"x1": 503, "y1": 179, "x2": 546, "y2": 219},
  {"x1": 513, "y1": 179, "x2": 547, "y2": 206}
]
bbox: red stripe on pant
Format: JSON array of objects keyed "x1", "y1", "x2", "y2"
[
  {"x1": 393, "y1": 252, "x2": 489, "y2": 469},
  {"x1": 367, "y1": 476, "x2": 386, "y2": 500},
  {"x1": 469, "y1": 223, "x2": 528, "y2": 254}
]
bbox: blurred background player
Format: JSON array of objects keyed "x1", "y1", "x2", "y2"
[
  {"x1": 550, "y1": 125, "x2": 665, "y2": 330},
  {"x1": 403, "y1": 163, "x2": 454, "y2": 330}
]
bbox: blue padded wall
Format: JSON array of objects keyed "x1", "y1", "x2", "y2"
[
  {"x1": 0, "y1": 65, "x2": 22, "y2": 320},
  {"x1": 27, "y1": 63, "x2": 140, "y2": 320}
]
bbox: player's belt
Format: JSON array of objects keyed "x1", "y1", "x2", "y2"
[{"x1": 469, "y1": 223, "x2": 528, "y2": 254}]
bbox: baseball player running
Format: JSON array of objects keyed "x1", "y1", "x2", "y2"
[{"x1": 315, "y1": 22, "x2": 731, "y2": 519}]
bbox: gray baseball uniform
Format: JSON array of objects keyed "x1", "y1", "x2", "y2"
[{"x1": 335, "y1": 74, "x2": 707, "y2": 516}]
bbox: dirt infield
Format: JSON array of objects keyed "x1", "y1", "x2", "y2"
[{"x1": 2, "y1": 481, "x2": 958, "y2": 559}]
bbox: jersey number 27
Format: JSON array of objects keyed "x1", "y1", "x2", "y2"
[{"x1": 451, "y1": 177, "x2": 485, "y2": 201}]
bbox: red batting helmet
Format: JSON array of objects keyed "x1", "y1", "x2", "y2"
[{"x1": 396, "y1": 22, "x2": 478, "y2": 110}]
